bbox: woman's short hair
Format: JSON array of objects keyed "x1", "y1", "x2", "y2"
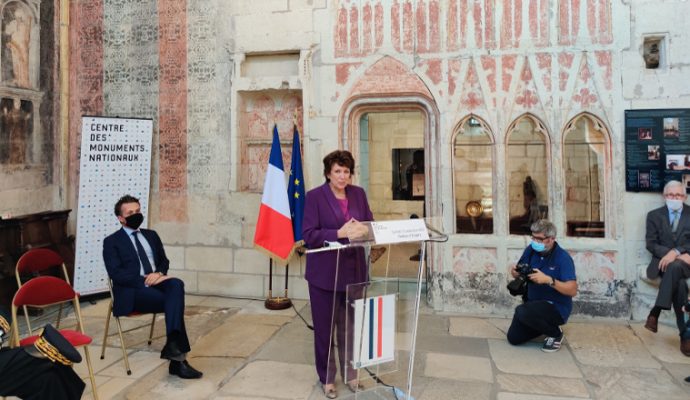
[
  {"x1": 323, "y1": 150, "x2": 355, "y2": 181},
  {"x1": 530, "y1": 219, "x2": 557, "y2": 238}
]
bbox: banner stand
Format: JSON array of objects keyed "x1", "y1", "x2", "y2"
[{"x1": 73, "y1": 116, "x2": 153, "y2": 295}]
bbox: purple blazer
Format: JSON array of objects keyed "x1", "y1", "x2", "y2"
[{"x1": 303, "y1": 182, "x2": 373, "y2": 291}]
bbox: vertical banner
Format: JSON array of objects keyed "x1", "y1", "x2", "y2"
[
  {"x1": 352, "y1": 293, "x2": 396, "y2": 368},
  {"x1": 73, "y1": 116, "x2": 153, "y2": 295}
]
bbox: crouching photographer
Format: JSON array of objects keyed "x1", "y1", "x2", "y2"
[{"x1": 507, "y1": 219, "x2": 578, "y2": 352}]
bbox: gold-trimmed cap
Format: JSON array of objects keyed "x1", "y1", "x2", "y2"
[
  {"x1": 0, "y1": 315, "x2": 9, "y2": 333},
  {"x1": 33, "y1": 324, "x2": 82, "y2": 366}
]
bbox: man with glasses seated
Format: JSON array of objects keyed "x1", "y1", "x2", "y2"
[
  {"x1": 507, "y1": 219, "x2": 578, "y2": 352},
  {"x1": 644, "y1": 180, "x2": 690, "y2": 356}
]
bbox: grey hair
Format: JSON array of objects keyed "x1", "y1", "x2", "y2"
[
  {"x1": 530, "y1": 219, "x2": 557, "y2": 238},
  {"x1": 663, "y1": 180, "x2": 683, "y2": 195}
]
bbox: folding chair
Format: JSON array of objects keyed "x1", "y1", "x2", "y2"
[
  {"x1": 15, "y1": 248, "x2": 71, "y2": 335},
  {"x1": 100, "y1": 280, "x2": 157, "y2": 375},
  {"x1": 11, "y1": 276, "x2": 99, "y2": 400}
]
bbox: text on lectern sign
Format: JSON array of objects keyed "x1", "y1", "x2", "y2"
[{"x1": 370, "y1": 219, "x2": 429, "y2": 245}]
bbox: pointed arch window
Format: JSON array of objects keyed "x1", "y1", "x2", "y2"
[
  {"x1": 453, "y1": 116, "x2": 494, "y2": 234},
  {"x1": 563, "y1": 114, "x2": 608, "y2": 237},
  {"x1": 507, "y1": 115, "x2": 549, "y2": 235}
]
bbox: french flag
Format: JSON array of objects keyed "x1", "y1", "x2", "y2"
[
  {"x1": 353, "y1": 293, "x2": 396, "y2": 368},
  {"x1": 254, "y1": 125, "x2": 295, "y2": 262}
]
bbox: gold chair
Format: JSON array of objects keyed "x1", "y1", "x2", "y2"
[
  {"x1": 15, "y1": 248, "x2": 72, "y2": 335},
  {"x1": 11, "y1": 275, "x2": 99, "y2": 400},
  {"x1": 99, "y1": 280, "x2": 157, "y2": 375}
]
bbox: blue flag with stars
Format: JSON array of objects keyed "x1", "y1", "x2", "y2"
[{"x1": 287, "y1": 125, "x2": 305, "y2": 243}]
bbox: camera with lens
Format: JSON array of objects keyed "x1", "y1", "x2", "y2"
[
  {"x1": 507, "y1": 263, "x2": 534, "y2": 296},
  {"x1": 515, "y1": 263, "x2": 534, "y2": 278}
]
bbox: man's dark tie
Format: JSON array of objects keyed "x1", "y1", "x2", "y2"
[
  {"x1": 672, "y1": 210, "x2": 681, "y2": 233},
  {"x1": 132, "y1": 231, "x2": 154, "y2": 274}
]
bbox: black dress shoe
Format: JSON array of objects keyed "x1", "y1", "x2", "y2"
[
  {"x1": 169, "y1": 360, "x2": 203, "y2": 379},
  {"x1": 644, "y1": 314, "x2": 658, "y2": 333},
  {"x1": 160, "y1": 341, "x2": 184, "y2": 360}
]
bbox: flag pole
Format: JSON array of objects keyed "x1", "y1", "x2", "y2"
[
  {"x1": 265, "y1": 258, "x2": 292, "y2": 310},
  {"x1": 262, "y1": 118, "x2": 302, "y2": 311}
]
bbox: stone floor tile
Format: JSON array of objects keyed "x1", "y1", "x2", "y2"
[
  {"x1": 186, "y1": 306, "x2": 239, "y2": 341},
  {"x1": 417, "y1": 379, "x2": 492, "y2": 400},
  {"x1": 486, "y1": 318, "x2": 512, "y2": 335},
  {"x1": 498, "y1": 393, "x2": 590, "y2": 400},
  {"x1": 98, "y1": 315, "x2": 165, "y2": 349},
  {"x1": 416, "y1": 313, "x2": 449, "y2": 336},
  {"x1": 449, "y1": 316, "x2": 507, "y2": 339},
  {"x1": 122, "y1": 356, "x2": 243, "y2": 400},
  {"x1": 190, "y1": 316, "x2": 281, "y2": 358},
  {"x1": 218, "y1": 360, "x2": 315, "y2": 399},
  {"x1": 269, "y1": 318, "x2": 314, "y2": 340},
  {"x1": 80, "y1": 299, "x2": 112, "y2": 318},
  {"x1": 423, "y1": 352, "x2": 493, "y2": 383},
  {"x1": 488, "y1": 339, "x2": 581, "y2": 378},
  {"x1": 198, "y1": 296, "x2": 252, "y2": 309},
  {"x1": 496, "y1": 374, "x2": 589, "y2": 398},
  {"x1": 98, "y1": 350, "x2": 166, "y2": 379},
  {"x1": 415, "y1": 334, "x2": 490, "y2": 358},
  {"x1": 397, "y1": 331, "x2": 413, "y2": 350},
  {"x1": 566, "y1": 322, "x2": 661, "y2": 369},
  {"x1": 661, "y1": 362, "x2": 690, "y2": 393},
  {"x1": 185, "y1": 294, "x2": 208, "y2": 306},
  {"x1": 93, "y1": 377, "x2": 137, "y2": 400},
  {"x1": 254, "y1": 327, "x2": 314, "y2": 365},
  {"x1": 80, "y1": 374, "x2": 112, "y2": 400},
  {"x1": 236, "y1": 299, "x2": 309, "y2": 317},
  {"x1": 73, "y1": 344, "x2": 123, "y2": 376},
  {"x1": 581, "y1": 365, "x2": 688, "y2": 400},
  {"x1": 630, "y1": 323, "x2": 690, "y2": 364},
  {"x1": 229, "y1": 313, "x2": 294, "y2": 327}
]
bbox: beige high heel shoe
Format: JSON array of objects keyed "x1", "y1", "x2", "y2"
[{"x1": 322, "y1": 383, "x2": 337, "y2": 399}]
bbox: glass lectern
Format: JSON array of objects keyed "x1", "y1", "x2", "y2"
[{"x1": 305, "y1": 218, "x2": 447, "y2": 399}]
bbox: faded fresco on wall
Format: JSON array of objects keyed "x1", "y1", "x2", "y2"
[
  {"x1": 0, "y1": 0, "x2": 56, "y2": 219},
  {"x1": 0, "y1": 97, "x2": 32, "y2": 164},
  {"x1": 1, "y1": 1, "x2": 32, "y2": 88}
]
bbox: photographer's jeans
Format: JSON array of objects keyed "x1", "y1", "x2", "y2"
[{"x1": 507, "y1": 300, "x2": 564, "y2": 345}]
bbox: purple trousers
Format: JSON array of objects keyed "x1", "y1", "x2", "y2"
[{"x1": 309, "y1": 284, "x2": 357, "y2": 385}]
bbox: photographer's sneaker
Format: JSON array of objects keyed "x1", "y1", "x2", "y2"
[{"x1": 542, "y1": 331, "x2": 565, "y2": 353}]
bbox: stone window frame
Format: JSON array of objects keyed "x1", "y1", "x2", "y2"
[
  {"x1": 451, "y1": 114, "x2": 496, "y2": 235},
  {"x1": 505, "y1": 113, "x2": 551, "y2": 236},
  {"x1": 561, "y1": 112, "x2": 612, "y2": 238}
]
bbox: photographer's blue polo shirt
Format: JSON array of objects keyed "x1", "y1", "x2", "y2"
[{"x1": 518, "y1": 242, "x2": 577, "y2": 322}]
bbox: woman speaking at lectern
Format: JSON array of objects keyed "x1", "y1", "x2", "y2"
[{"x1": 302, "y1": 150, "x2": 373, "y2": 398}]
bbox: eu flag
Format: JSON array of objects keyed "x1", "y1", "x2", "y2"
[{"x1": 287, "y1": 125, "x2": 305, "y2": 243}]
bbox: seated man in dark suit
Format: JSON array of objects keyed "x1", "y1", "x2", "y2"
[
  {"x1": 644, "y1": 180, "x2": 690, "y2": 356},
  {"x1": 103, "y1": 195, "x2": 202, "y2": 379}
]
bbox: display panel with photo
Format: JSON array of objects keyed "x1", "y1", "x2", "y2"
[{"x1": 625, "y1": 109, "x2": 690, "y2": 192}]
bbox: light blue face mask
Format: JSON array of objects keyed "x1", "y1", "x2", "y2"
[{"x1": 530, "y1": 240, "x2": 546, "y2": 252}]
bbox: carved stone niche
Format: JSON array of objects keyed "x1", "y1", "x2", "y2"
[
  {"x1": 643, "y1": 36, "x2": 663, "y2": 69},
  {"x1": 0, "y1": 0, "x2": 40, "y2": 90}
]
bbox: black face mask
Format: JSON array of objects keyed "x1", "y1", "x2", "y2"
[{"x1": 124, "y1": 213, "x2": 144, "y2": 229}]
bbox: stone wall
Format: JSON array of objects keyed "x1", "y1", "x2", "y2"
[{"x1": 53, "y1": 0, "x2": 690, "y2": 321}]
